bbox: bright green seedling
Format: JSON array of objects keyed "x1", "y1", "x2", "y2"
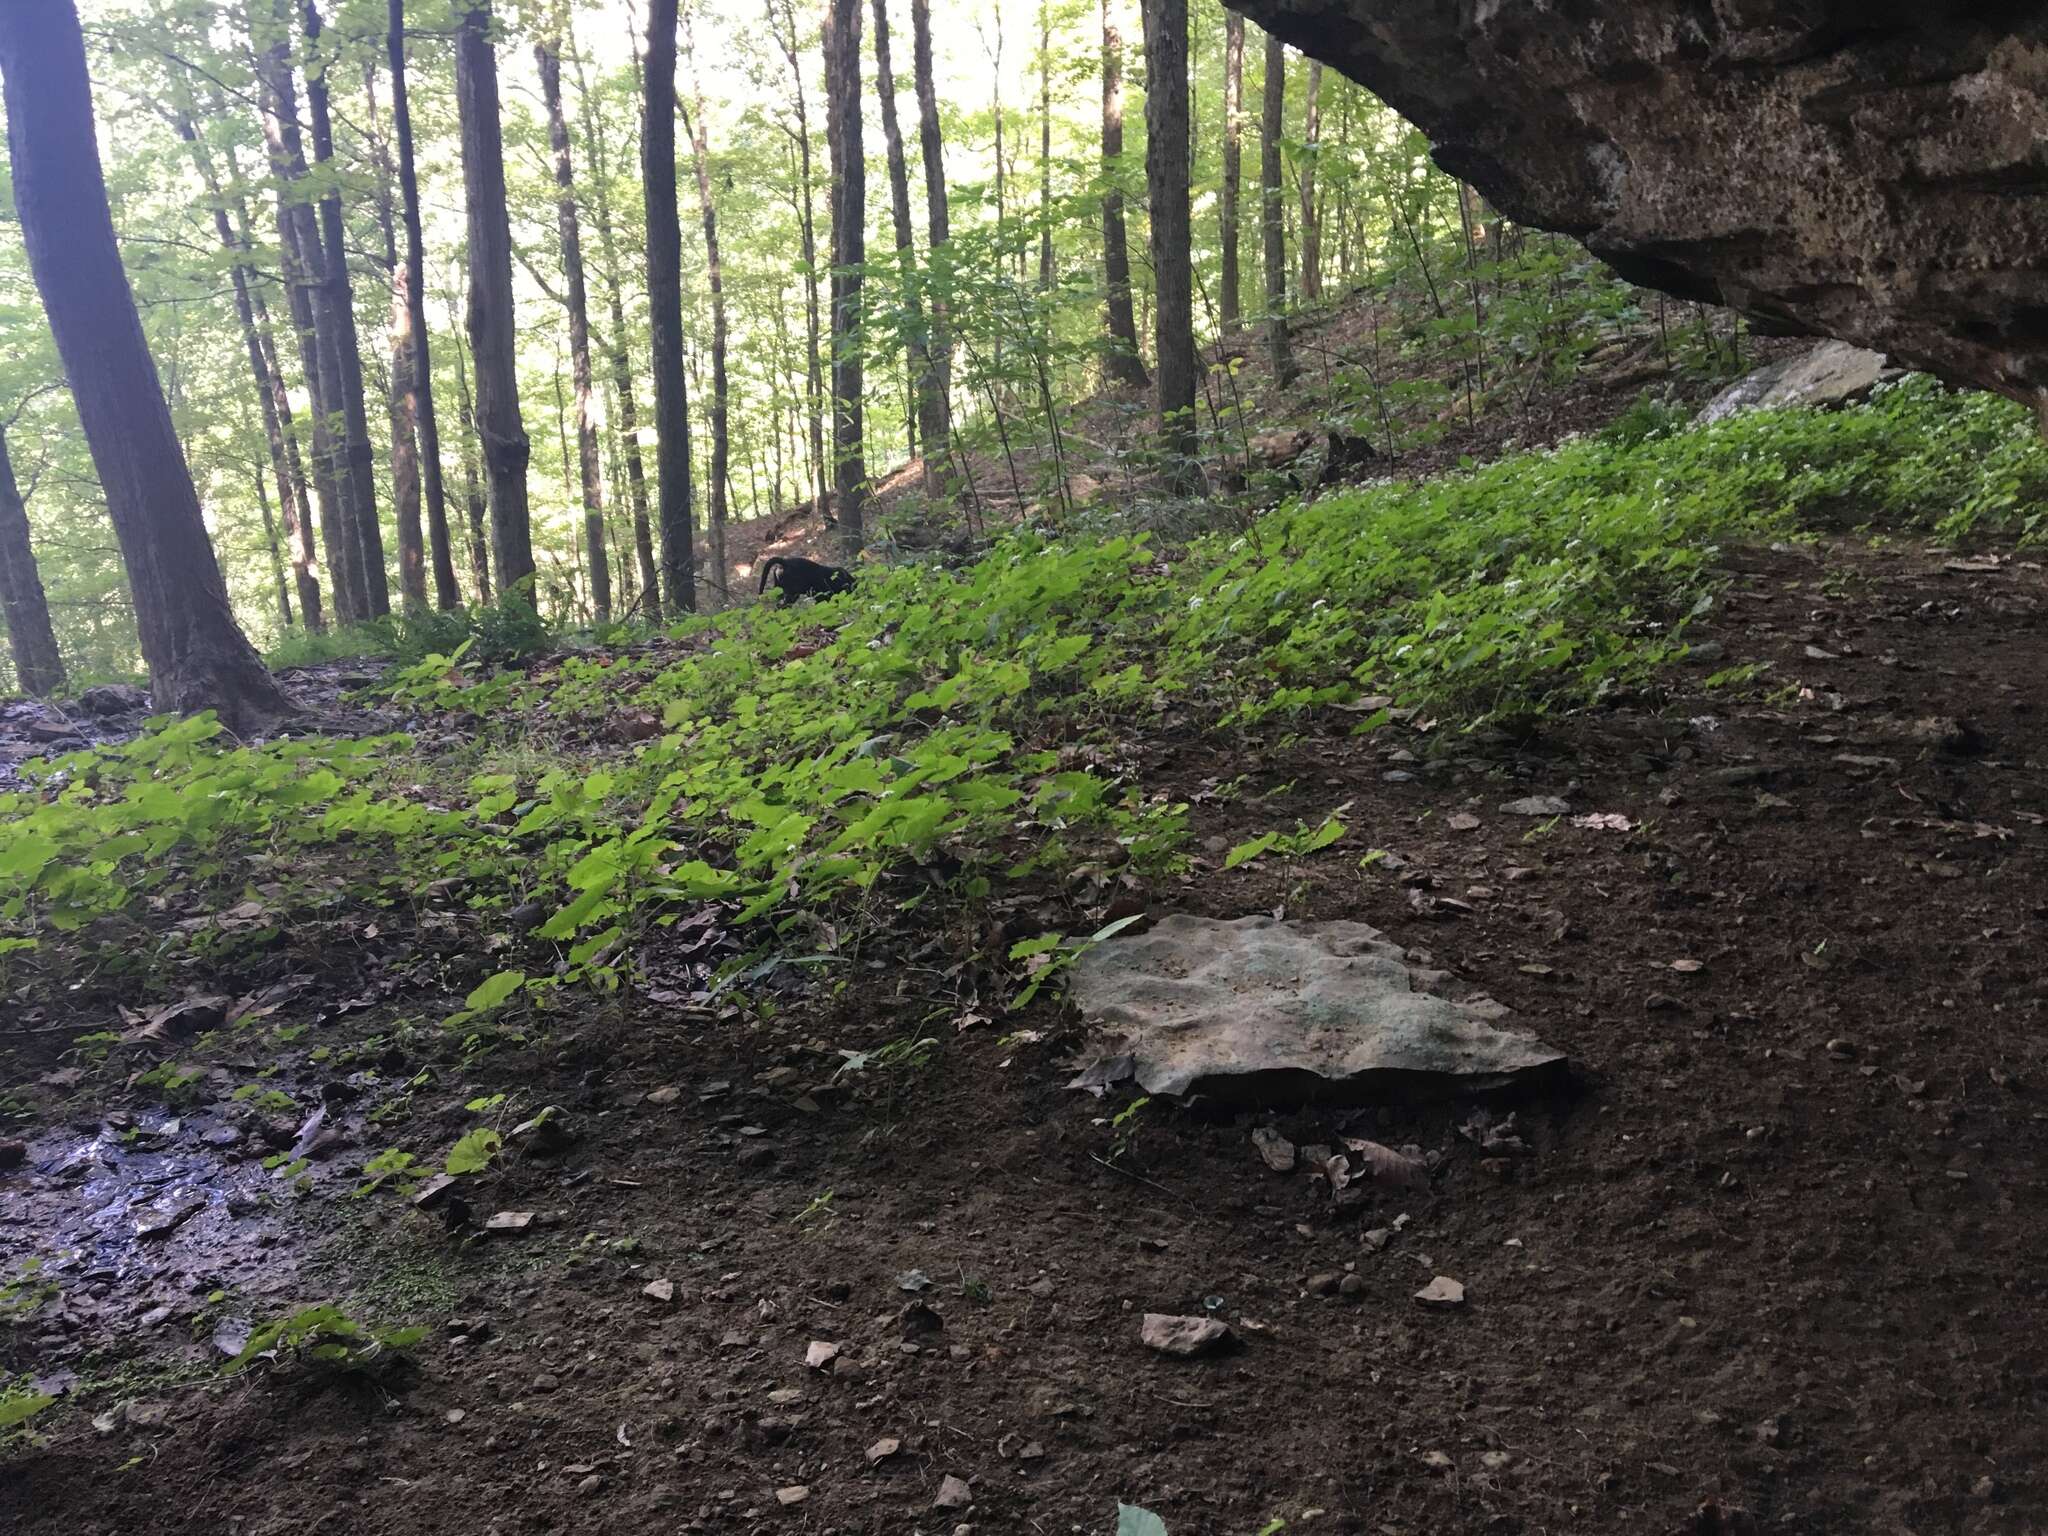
[
  {"x1": 224, "y1": 1304, "x2": 424, "y2": 1376},
  {"x1": 1008, "y1": 912, "x2": 1144, "y2": 1011}
]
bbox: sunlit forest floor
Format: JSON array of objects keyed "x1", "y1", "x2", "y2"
[{"x1": 5, "y1": 300, "x2": 2047, "y2": 1534}]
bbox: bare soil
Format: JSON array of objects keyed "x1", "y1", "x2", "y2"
[{"x1": 4, "y1": 526, "x2": 2045, "y2": 1536}]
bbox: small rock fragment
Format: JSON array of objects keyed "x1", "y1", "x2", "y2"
[
  {"x1": 643, "y1": 1085, "x2": 682, "y2": 1106},
  {"x1": 867, "y1": 1436, "x2": 901, "y2": 1464},
  {"x1": 1250, "y1": 1125, "x2": 1296, "y2": 1173},
  {"x1": 1139, "y1": 1313, "x2": 1232, "y2": 1357},
  {"x1": 483, "y1": 1210, "x2": 534, "y2": 1233},
  {"x1": 933, "y1": 1475, "x2": 973, "y2": 1510},
  {"x1": 1305, "y1": 1272, "x2": 1340, "y2": 1297},
  {"x1": 805, "y1": 1340, "x2": 841, "y2": 1371},
  {"x1": 776, "y1": 1485, "x2": 810, "y2": 1507},
  {"x1": 642, "y1": 1279, "x2": 676, "y2": 1304},
  {"x1": 1499, "y1": 795, "x2": 1571, "y2": 817},
  {"x1": 1414, "y1": 1276, "x2": 1466, "y2": 1309}
]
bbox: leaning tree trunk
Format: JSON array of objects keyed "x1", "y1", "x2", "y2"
[
  {"x1": 645, "y1": 0, "x2": 695, "y2": 612},
  {"x1": 538, "y1": 22, "x2": 612, "y2": 622},
  {"x1": 1220, "y1": 11, "x2": 1244, "y2": 330},
  {"x1": 682, "y1": 9, "x2": 729, "y2": 608},
  {"x1": 572, "y1": 36, "x2": 661, "y2": 620},
  {"x1": 909, "y1": 0, "x2": 951, "y2": 491},
  {"x1": 871, "y1": 0, "x2": 941, "y2": 489},
  {"x1": 1299, "y1": 57, "x2": 1323, "y2": 302},
  {"x1": 1142, "y1": 0, "x2": 1199, "y2": 487},
  {"x1": 302, "y1": 0, "x2": 389, "y2": 618},
  {"x1": 0, "y1": 426, "x2": 65, "y2": 698},
  {"x1": 363, "y1": 62, "x2": 428, "y2": 612},
  {"x1": 823, "y1": 0, "x2": 866, "y2": 550},
  {"x1": 390, "y1": 0, "x2": 462, "y2": 610},
  {"x1": 771, "y1": 0, "x2": 830, "y2": 525},
  {"x1": 1260, "y1": 32, "x2": 1298, "y2": 387},
  {"x1": 0, "y1": 3, "x2": 290, "y2": 729},
  {"x1": 1100, "y1": 0, "x2": 1147, "y2": 388},
  {"x1": 456, "y1": 4, "x2": 535, "y2": 600}
]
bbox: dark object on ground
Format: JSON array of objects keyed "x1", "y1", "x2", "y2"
[
  {"x1": 1228, "y1": 0, "x2": 2048, "y2": 404},
  {"x1": 759, "y1": 555, "x2": 855, "y2": 603},
  {"x1": 1314, "y1": 429, "x2": 1379, "y2": 489}
]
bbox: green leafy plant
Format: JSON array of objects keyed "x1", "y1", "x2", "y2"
[{"x1": 224, "y1": 1303, "x2": 425, "y2": 1376}]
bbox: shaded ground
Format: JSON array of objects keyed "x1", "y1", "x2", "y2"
[{"x1": 3, "y1": 529, "x2": 2044, "y2": 1536}]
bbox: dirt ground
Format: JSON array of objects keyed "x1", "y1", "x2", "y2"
[{"x1": 4, "y1": 524, "x2": 2045, "y2": 1536}]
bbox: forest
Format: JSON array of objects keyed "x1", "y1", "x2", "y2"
[{"x1": 2, "y1": 1, "x2": 2047, "y2": 1533}]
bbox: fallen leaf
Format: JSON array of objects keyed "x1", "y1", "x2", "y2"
[{"x1": 1340, "y1": 1137, "x2": 1429, "y2": 1190}]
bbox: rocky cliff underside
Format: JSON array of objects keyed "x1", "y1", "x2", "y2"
[{"x1": 1230, "y1": 1, "x2": 2048, "y2": 409}]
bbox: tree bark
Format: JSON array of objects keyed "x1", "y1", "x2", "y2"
[
  {"x1": 362, "y1": 61, "x2": 428, "y2": 612},
  {"x1": 447, "y1": 307, "x2": 492, "y2": 605},
  {"x1": 1261, "y1": 32, "x2": 1298, "y2": 387},
  {"x1": 1299, "y1": 58, "x2": 1323, "y2": 302},
  {"x1": 390, "y1": 0, "x2": 462, "y2": 611},
  {"x1": 254, "y1": 468, "x2": 294, "y2": 633},
  {"x1": 909, "y1": 0, "x2": 951, "y2": 491},
  {"x1": 823, "y1": 0, "x2": 866, "y2": 549},
  {"x1": 253, "y1": 7, "x2": 359, "y2": 624},
  {"x1": 1141, "y1": 0, "x2": 1199, "y2": 486},
  {"x1": 1038, "y1": 3, "x2": 1053, "y2": 293},
  {"x1": 456, "y1": 4, "x2": 535, "y2": 600},
  {"x1": 871, "y1": 0, "x2": 942, "y2": 492},
  {"x1": 682, "y1": 8, "x2": 729, "y2": 608},
  {"x1": 769, "y1": 0, "x2": 829, "y2": 525},
  {"x1": 0, "y1": 426, "x2": 65, "y2": 698},
  {"x1": 1220, "y1": 11, "x2": 1244, "y2": 330},
  {"x1": 571, "y1": 37, "x2": 661, "y2": 621},
  {"x1": 301, "y1": 1, "x2": 389, "y2": 619},
  {"x1": 170, "y1": 109, "x2": 325, "y2": 632},
  {"x1": 0, "y1": 3, "x2": 289, "y2": 729},
  {"x1": 1100, "y1": 0, "x2": 1147, "y2": 388},
  {"x1": 538, "y1": 21, "x2": 612, "y2": 622},
  {"x1": 645, "y1": 0, "x2": 696, "y2": 612}
]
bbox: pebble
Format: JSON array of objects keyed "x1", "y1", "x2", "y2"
[
  {"x1": 1338, "y1": 1274, "x2": 1366, "y2": 1298},
  {"x1": 532, "y1": 1373, "x2": 560, "y2": 1394},
  {"x1": 1306, "y1": 1273, "x2": 1340, "y2": 1297},
  {"x1": 445, "y1": 1409, "x2": 466, "y2": 1425},
  {"x1": 933, "y1": 1475, "x2": 973, "y2": 1510}
]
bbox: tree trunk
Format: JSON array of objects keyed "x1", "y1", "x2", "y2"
[
  {"x1": 1099, "y1": 0, "x2": 1147, "y2": 388},
  {"x1": 0, "y1": 3, "x2": 289, "y2": 729},
  {"x1": 571, "y1": 36, "x2": 660, "y2": 620},
  {"x1": 1220, "y1": 11, "x2": 1244, "y2": 330},
  {"x1": 255, "y1": 468, "x2": 294, "y2": 632},
  {"x1": 537, "y1": 21, "x2": 612, "y2": 623},
  {"x1": 170, "y1": 109, "x2": 325, "y2": 633},
  {"x1": 253, "y1": 7, "x2": 359, "y2": 624},
  {"x1": 682, "y1": 8, "x2": 729, "y2": 608},
  {"x1": 1260, "y1": 33, "x2": 1298, "y2": 387},
  {"x1": 871, "y1": 0, "x2": 942, "y2": 492},
  {"x1": 390, "y1": 0, "x2": 462, "y2": 611},
  {"x1": 448, "y1": 309, "x2": 492, "y2": 604},
  {"x1": 1299, "y1": 58, "x2": 1323, "y2": 302},
  {"x1": 1038, "y1": 2, "x2": 1053, "y2": 293},
  {"x1": 302, "y1": 1, "x2": 389, "y2": 619},
  {"x1": 909, "y1": 0, "x2": 951, "y2": 492},
  {"x1": 0, "y1": 426, "x2": 65, "y2": 698},
  {"x1": 1141, "y1": 0, "x2": 1199, "y2": 486},
  {"x1": 363, "y1": 61, "x2": 428, "y2": 612},
  {"x1": 456, "y1": 4, "x2": 535, "y2": 600},
  {"x1": 823, "y1": 0, "x2": 866, "y2": 549},
  {"x1": 770, "y1": 0, "x2": 829, "y2": 525},
  {"x1": 645, "y1": 0, "x2": 695, "y2": 612}
]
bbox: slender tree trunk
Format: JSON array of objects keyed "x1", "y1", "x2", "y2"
[
  {"x1": 909, "y1": 0, "x2": 951, "y2": 490},
  {"x1": 1299, "y1": 58, "x2": 1323, "y2": 302},
  {"x1": 0, "y1": 426, "x2": 65, "y2": 698},
  {"x1": 682, "y1": 8, "x2": 728, "y2": 608},
  {"x1": 538, "y1": 21, "x2": 612, "y2": 623},
  {"x1": 1260, "y1": 33, "x2": 1297, "y2": 387},
  {"x1": 363, "y1": 62, "x2": 428, "y2": 612},
  {"x1": 1141, "y1": 0, "x2": 1198, "y2": 486},
  {"x1": 571, "y1": 37, "x2": 660, "y2": 620},
  {"x1": 448, "y1": 309, "x2": 492, "y2": 604},
  {"x1": 1219, "y1": 11, "x2": 1243, "y2": 330},
  {"x1": 457, "y1": 4, "x2": 535, "y2": 600},
  {"x1": 390, "y1": 0, "x2": 461, "y2": 610},
  {"x1": 1037, "y1": 2, "x2": 1053, "y2": 293},
  {"x1": 645, "y1": 0, "x2": 695, "y2": 611},
  {"x1": 823, "y1": 0, "x2": 866, "y2": 550},
  {"x1": 171, "y1": 109, "x2": 325, "y2": 632},
  {"x1": 255, "y1": 468, "x2": 294, "y2": 632},
  {"x1": 871, "y1": 0, "x2": 940, "y2": 494},
  {"x1": 302, "y1": 0, "x2": 389, "y2": 618},
  {"x1": 769, "y1": 0, "x2": 829, "y2": 525},
  {"x1": 254, "y1": 8, "x2": 359, "y2": 624},
  {"x1": 0, "y1": 3, "x2": 289, "y2": 728},
  {"x1": 1099, "y1": 0, "x2": 1146, "y2": 388}
]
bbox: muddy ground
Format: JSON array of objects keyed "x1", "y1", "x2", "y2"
[{"x1": 3, "y1": 531, "x2": 2046, "y2": 1536}]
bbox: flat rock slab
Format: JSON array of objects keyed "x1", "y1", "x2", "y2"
[
  {"x1": 1699, "y1": 341, "x2": 1899, "y2": 425},
  {"x1": 1069, "y1": 915, "x2": 1567, "y2": 1103}
]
